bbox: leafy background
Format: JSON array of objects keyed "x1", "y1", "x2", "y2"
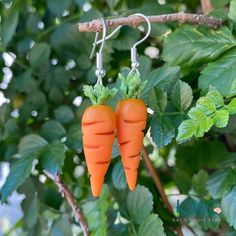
[{"x1": 1, "y1": 0, "x2": 236, "y2": 235}]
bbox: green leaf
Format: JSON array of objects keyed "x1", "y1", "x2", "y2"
[
  {"x1": 163, "y1": 25, "x2": 236, "y2": 69},
  {"x1": 105, "y1": 0, "x2": 119, "y2": 9},
  {"x1": 112, "y1": 160, "x2": 127, "y2": 190},
  {"x1": 112, "y1": 26, "x2": 140, "y2": 51},
  {"x1": 24, "y1": 195, "x2": 39, "y2": 228},
  {"x1": 147, "y1": 88, "x2": 167, "y2": 112},
  {"x1": 192, "y1": 170, "x2": 209, "y2": 197},
  {"x1": 174, "y1": 169, "x2": 192, "y2": 193},
  {"x1": 49, "y1": 86, "x2": 64, "y2": 104},
  {"x1": 177, "y1": 120, "x2": 196, "y2": 141},
  {"x1": 40, "y1": 120, "x2": 66, "y2": 142},
  {"x1": 221, "y1": 186, "x2": 236, "y2": 230},
  {"x1": 84, "y1": 84, "x2": 117, "y2": 105},
  {"x1": 50, "y1": 23, "x2": 82, "y2": 57},
  {"x1": 212, "y1": 0, "x2": 230, "y2": 8},
  {"x1": 19, "y1": 179, "x2": 39, "y2": 229},
  {"x1": 196, "y1": 199, "x2": 221, "y2": 230},
  {"x1": 207, "y1": 168, "x2": 236, "y2": 199},
  {"x1": 177, "y1": 197, "x2": 198, "y2": 218},
  {"x1": 51, "y1": 215, "x2": 72, "y2": 236},
  {"x1": 15, "y1": 71, "x2": 37, "y2": 94},
  {"x1": 0, "y1": 153, "x2": 38, "y2": 202},
  {"x1": 47, "y1": 0, "x2": 72, "y2": 16},
  {"x1": 138, "y1": 214, "x2": 165, "y2": 236},
  {"x1": 0, "y1": 104, "x2": 10, "y2": 127},
  {"x1": 150, "y1": 113, "x2": 175, "y2": 148},
  {"x1": 29, "y1": 43, "x2": 51, "y2": 68},
  {"x1": 176, "y1": 139, "x2": 228, "y2": 175},
  {"x1": 83, "y1": 185, "x2": 109, "y2": 235},
  {"x1": 118, "y1": 71, "x2": 147, "y2": 99},
  {"x1": 54, "y1": 105, "x2": 74, "y2": 124},
  {"x1": 171, "y1": 80, "x2": 193, "y2": 110},
  {"x1": 139, "y1": 55, "x2": 152, "y2": 80},
  {"x1": 2, "y1": 5, "x2": 19, "y2": 47},
  {"x1": 127, "y1": 185, "x2": 153, "y2": 224},
  {"x1": 206, "y1": 88, "x2": 225, "y2": 109},
  {"x1": 41, "y1": 141, "x2": 66, "y2": 175},
  {"x1": 49, "y1": 67, "x2": 70, "y2": 90},
  {"x1": 196, "y1": 97, "x2": 216, "y2": 116},
  {"x1": 26, "y1": 13, "x2": 41, "y2": 33},
  {"x1": 178, "y1": 108, "x2": 214, "y2": 141},
  {"x1": 0, "y1": 134, "x2": 48, "y2": 201},
  {"x1": 198, "y1": 48, "x2": 236, "y2": 97},
  {"x1": 65, "y1": 124, "x2": 82, "y2": 152},
  {"x1": 229, "y1": 0, "x2": 236, "y2": 23},
  {"x1": 142, "y1": 65, "x2": 180, "y2": 97},
  {"x1": 213, "y1": 110, "x2": 229, "y2": 128},
  {"x1": 18, "y1": 134, "x2": 48, "y2": 156},
  {"x1": 227, "y1": 98, "x2": 236, "y2": 114},
  {"x1": 188, "y1": 108, "x2": 214, "y2": 134}
]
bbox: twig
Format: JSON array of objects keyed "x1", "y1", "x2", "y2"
[
  {"x1": 142, "y1": 147, "x2": 184, "y2": 236},
  {"x1": 44, "y1": 171, "x2": 89, "y2": 236},
  {"x1": 78, "y1": 13, "x2": 222, "y2": 32},
  {"x1": 200, "y1": 0, "x2": 213, "y2": 15}
]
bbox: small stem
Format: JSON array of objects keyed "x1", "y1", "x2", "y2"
[
  {"x1": 142, "y1": 147, "x2": 184, "y2": 236},
  {"x1": 78, "y1": 13, "x2": 222, "y2": 32},
  {"x1": 44, "y1": 171, "x2": 89, "y2": 236}
]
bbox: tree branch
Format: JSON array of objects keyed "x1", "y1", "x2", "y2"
[
  {"x1": 142, "y1": 147, "x2": 184, "y2": 236},
  {"x1": 44, "y1": 171, "x2": 89, "y2": 236},
  {"x1": 78, "y1": 13, "x2": 222, "y2": 32},
  {"x1": 200, "y1": 0, "x2": 213, "y2": 15}
]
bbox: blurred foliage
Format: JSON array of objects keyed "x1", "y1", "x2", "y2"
[{"x1": 1, "y1": 0, "x2": 236, "y2": 235}]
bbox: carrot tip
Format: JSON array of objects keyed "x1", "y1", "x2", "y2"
[
  {"x1": 90, "y1": 175, "x2": 104, "y2": 197},
  {"x1": 124, "y1": 169, "x2": 138, "y2": 191}
]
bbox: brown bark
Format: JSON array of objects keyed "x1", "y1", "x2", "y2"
[
  {"x1": 78, "y1": 13, "x2": 222, "y2": 32},
  {"x1": 44, "y1": 171, "x2": 89, "y2": 236}
]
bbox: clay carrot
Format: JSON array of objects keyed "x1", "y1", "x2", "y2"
[
  {"x1": 116, "y1": 71, "x2": 147, "y2": 190},
  {"x1": 82, "y1": 84, "x2": 117, "y2": 197}
]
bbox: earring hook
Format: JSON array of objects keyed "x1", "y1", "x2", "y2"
[
  {"x1": 95, "y1": 25, "x2": 122, "y2": 45},
  {"x1": 130, "y1": 13, "x2": 151, "y2": 75},
  {"x1": 132, "y1": 13, "x2": 151, "y2": 48},
  {"x1": 89, "y1": 18, "x2": 107, "y2": 85},
  {"x1": 89, "y1": 18, "x2": 107, "y2": 59},
  {"x1": 96, "y1": 14, "x2": 151, "y2": 46}
]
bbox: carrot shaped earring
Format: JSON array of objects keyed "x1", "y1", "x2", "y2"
[
  {"x1": 81, "y1": 18, "x2": 117, "y2": 197},
  {"x1": 115, "y1": 14, "x2": 150, "y2": 190}
]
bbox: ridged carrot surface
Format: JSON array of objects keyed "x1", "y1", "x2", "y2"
[
  {"x1": 116, "y1": 98, "x2": 147, "y2": 190},
  {"x1": 82, "y1": 105, "x2": 116, "y2": 197}
]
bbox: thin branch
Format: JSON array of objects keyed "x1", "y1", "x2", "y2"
[
  {"x1": 142, "y1": 147, "x2": 184, "y2": 236},
  {"x1": 142, "y1": 147, "x2": 173, "y2": 212},
  {"x1": 78, "y1": 13, "x2": 222, "y2": 32},
  {"x1": 44, "y1": 171, "x2": 89, "y2": 236},
  {"x1": 200, "y1": 0, "x2": 213, "y2": 15}
]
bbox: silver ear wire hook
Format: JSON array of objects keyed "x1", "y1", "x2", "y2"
[
  {"x1": 95, "y1": 25, "x2": 122, "y2": 45},
  {"x1": 89, "y1": 18, "x2": 107, "y2": 85},
  {"x1": 130, "y1": 13, "x2": 151, "y2": 75}
]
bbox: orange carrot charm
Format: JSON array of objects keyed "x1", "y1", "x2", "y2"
[
  {"x1": 82, "y1": 85, "x2": 117, "y2": 197},
  {"x1": 116, "y1": 72, "x2": 147, "y2": 190}
]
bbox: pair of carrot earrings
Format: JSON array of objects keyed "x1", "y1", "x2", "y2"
[{"x1": 82, "y1": 14, "x2": 150, "y2": 197}]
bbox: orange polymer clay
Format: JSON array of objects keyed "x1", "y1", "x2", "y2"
[
  {"x1": 115, "y1": 98, "x2": 147, "y2": 190},
  {"x1": 82, "y1": 105, "x2": 116, "y2": 197}
]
